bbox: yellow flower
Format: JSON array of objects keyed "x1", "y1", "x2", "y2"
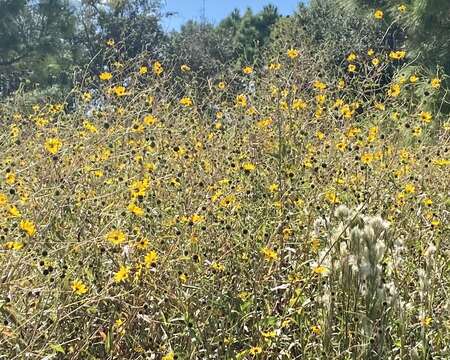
[
  {"x1": 347, "y1": 52, "x2": 357, "y2": 62},
  {"x1": 4, "y1": 241, "x2": 24, "y2": 250},
  {"x1": 420, "y1": 111, "x2": 432, "y2": 123},
  {"x1": 315, "y1": 94, "x2": 326, "y2": 104},
  {"x1": 410, "y1": 74, "x2": 419, "y2": 83},
  {"x1": 211, "y1": 262, "x2": 225, "y2": 271},
  {"x1": 113, "y1": 85, "x2": 127, "y2": 97},
  {"x1": 139, "y1": 66, "x2": 148, "y2": 75},
  {"x1": 336, "y1": 141, "x2": 347, "y2": 152},
  {"x1": 268, "y1": 183, "x2": 279, "y2": 193},
  {"x1": 420, "y1": 316, "x2": 433, "y2": 327},
  {"x1": 5, "y1": 172, "x2": 15, "y2": 185},
  {"x1": 44, "y1": 138, "x2": 63, "y2": 155},
  {"x1": 389, "y1": 50, "x2": 406, "y2": 60},
  {"x1": 238, "y1": 291, "x2": 251, "y2": 301},
  {"x1": 191, "y1": 214, "x2": 204, "y2": 223},
  {"x1": 372, "y1": 58, "x2": 380, "y2": 66},
  {"x1": 242, "y1": 162, "x2": 256, "y2": 172},
  {"x1": 236, "y1": 94, "x2": 247, "y2": 107},
  {"x1": 135, "y1": 238, "x2": 149, "y2": 250},
  {"x1": 153, "y1": 61, "x2": 164, "y2": 76},
  {"x1": 127, "y1": 202, "x2": 144, "y2": 216},
  {"x1": 83, "y1": 121, "x2": 98, "y2": 133},
  {"x1": 292, "y1": 99, "x2": 307, "y2": 110},
  {"x1": 374, "y1": 9, "x2": 384, "y2": 19},
  {"x1": 99, "y1": 72, "x2": 112, "y2": 81},
  {"x1": 316, "y1": 131, "x2": 325, "y2": 140},
  {"x1": 312, "y1": 265, "x2": 330, "y2": 276},
  {"x1": 256, "y1": 118, "x2": 273, "y2": 128},
  {"x1": 388, "y1": 83, "x2": 401, "y2": 97},
  {"x1": 82, "y1": 92, "x2": 92, "y2": 102},
  {"x1": 398, "y1": 4, "x2": 407, "y2": 13},
  {"x1": 243, "y1": 66, "x2": 253, "y2": 74},
  {"x1": 20, "y1": 219, "x2": 36, "y2": 237},
  {"x1": 179, "y1": 273, "x2": 188, "y2": 283},
  {"x1": 144, "y1": 250, "x2": 158, "y2": 267},
  {"x1": 0, "y1": 192, "x2": 8, "y2": 206},
  {"x1": 412, "y1": 126, "x2": 422, "y2": 137},
  {"x1": 361, "y1": 152, "x2": 374, "y2": 165},
  {"x1": 179, "y1": 97, "x2": 193, "y2": 107},
  {"x1": 367, "y1": 48, "x2": 375, "y2": 56},
  {"x1": 8, "y1": 205, "x2": 21, "y2": 217},
  {"x1": 324, "y1": 191, "x2": 339, "y2": 204},
  {"x1": 106, "y1": 38, "x2": 115, "y2": 47},
  {"x1": 422, "y1": 198, "x2": 433, "y2": 206},
  {"x1": 347, "y1": 64, "x2": 357, "y2": 73},
  {"x1": 162, "y1": 351, "x2": 175, "y2": 360},
  {"x1": 106, "y1": 229, "x2": 127, "y2": 245},
  {"x1": 261, "y1": 330, "x2": 277, "y2": 338},
  {"x1": 404, "y1": 183, "x2": 416, "y2": 194},
  {"x1": 249, "y1": 346, "x2": 263, "y2": 355},
  {"x1": 261, "y1": 246, "x2": 278, "y2": 261},
  {"x1": 180, "y1": 64, "x2": 191, "y2": 72},
  {"x1": 268, "y1": 62, "x2": 281, "y2": 71},
  {"x1": 71, "y1": 279, "x2": 88, "y2": 295},
  {"x1": 143, "y1": 115, "x2": 157, "y2": 126},
  {"x1": 114, "y1": 265, "x2": 131, "y2": 283},
  {"x1": 311, "y1": 325, "x2": 322, "y2": 335},
  {"x1": 313, "y1": 80, "x2": 327, "y2": 91},
  {"x1": 217, "y1": 81, "x2": 226, "y2": 90},
  {"x1": 431, "y1": 78, "x2": 441, "y2": 89},
  {"x1": 340, "y1": 104, "x2": 353, "y2": 119},
  {"x1": 431, "y1": 219, "x2": 441, "y2": 227},
  {"x1": 287, "y1": 48, "x2": 299, "y2": 59}
]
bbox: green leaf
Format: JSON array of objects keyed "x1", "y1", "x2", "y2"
[
  {"x1": 50, "y1": 343, "x2": 65, "y2": 354},
  {"x1": 105, "y1": 328, "x2": 114, "y2": 354}
]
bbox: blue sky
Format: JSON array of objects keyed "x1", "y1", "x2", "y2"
[{"x1": 161, "y1": 0, "x2": 302, "y2": 31}]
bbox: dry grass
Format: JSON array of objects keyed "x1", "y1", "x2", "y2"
[{"x1": 0, "y1": 42, "x2": 449, "y2": 359}]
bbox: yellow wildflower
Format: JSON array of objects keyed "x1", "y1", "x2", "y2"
[
  {"x1": 287, "y1": 48, "x2": 299, "y2": 59},
  {"x1": 44, "y1": 138, "x2": 63, "y2": 155},
  {"x1": 179, "y1": 97, "x2": 193, "y2": 107},
  {"x1": 420, "y1": 111, "x2": 432, "y2": 123},
  {"x1": 114, "y1": 265, "x2": 130, "y2": 283},
  {"x1": 106, "y1": 229, "x2": 127, "y2": 245},
  {"x1": 99, "y1": 72, "x2": 112, "y2": 81},
  {"x1": 180, "y1": 64, "x2": 191, "y2": 72},
  {"x1": 139, "y1": 66, "x2": 148, "y2": 75},
  {"x1": 374, "y1": 9, "x2": 384, "y2": 19},
  {"x1": 431, "y1": 78, "x2": 441, "y2": 89},
  {"x1": 144, "y1": 250, "x2": 158, "y2": 267},
  {"x1": 153, "y1": 61, "x2": 164, "y2": 76},
  {"x1": 20, "y1": 219, "x2": 36, "y2": 237},
  {"x1": 261, "y1": 247, "x2": 278, "y2": 261},
  {"x1": 71, "y1": 279, "x2": 88, "y2": 295},
  {"x1": 243, "y1": 66, "x2": 253, "y2": 75}
]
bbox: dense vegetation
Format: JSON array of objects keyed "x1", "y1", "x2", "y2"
[{"x1": 0, "y1": 0, "x2": 449, "y2": 359}]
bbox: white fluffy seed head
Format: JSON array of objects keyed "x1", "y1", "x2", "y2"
[{"x1": 334, "y1": 204, "x2": 350, "y2": 219}]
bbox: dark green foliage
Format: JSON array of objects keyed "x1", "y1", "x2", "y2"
[
  {"x1": 338, "y1": 0, "x2": 450, "y2": 74},
  {"x1": 0, "y1": 0, "x2": 448, "y2": 101},
  {"x1": 268, "y1": 0, "x2": 385, "y2": 68},
  {"x1": 0, "y1": 0, "x2": 77, "y2": 96},
  {"x1": 218, "y1": 5, "x2": 280, "y2": 66},
  {"x1": 165, "y1": 21, "x2": 235, "y2": 76},
  {"x1": 78, "y1": 0, "x2": 166, "y2": 59},
  {"x1": 0, "y1": 0, "x2": 166, "y2": 97}
]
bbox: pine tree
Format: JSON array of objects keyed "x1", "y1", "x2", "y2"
[
  {"x1": 218, "y1": 6, "x2": 280, "y2": 66},
  {"x1": 337, "y1": 0, "x2": 450, "y2": 74}
]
